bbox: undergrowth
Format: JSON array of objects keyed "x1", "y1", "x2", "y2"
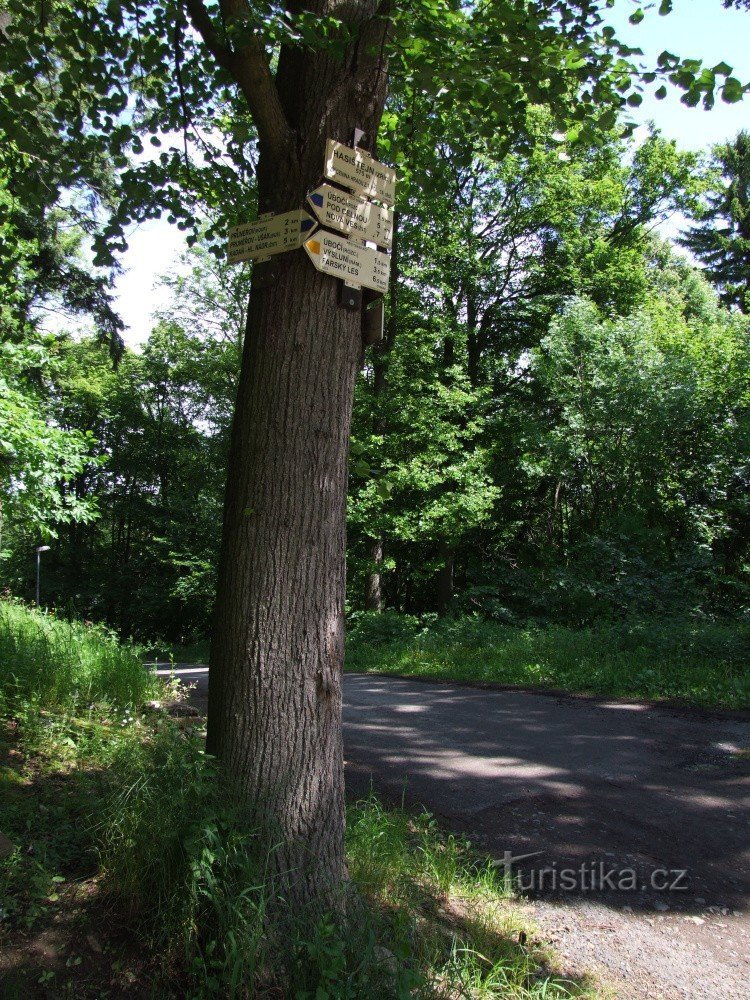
[
  {"x1": 345, "y1": 612, "x2": 750, "y2": 710},
  {"x1": 93, "y1": 724, "x2": 590, "y2": 997},
  {"x1": 0, "y1": 600, "x2": 596, "y2": 998},
  {"x1": 0, "y1": 599, "x2": 161, "y2": 712}
]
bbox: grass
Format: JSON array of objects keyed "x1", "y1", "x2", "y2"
[
  {"x1": 0, "y1": 599, "x2": 162, "y2": 712},
  {"x1": 0, "y1": 600, "x2": 599, "y2": 997},
  {"x1": 345, "y1": 612, "x2": 750, "y2": 710},
  {"x1": 143, "y1": 637, "x2": 211, "y2": 665},
  {"x1": 94, "y1": 726, "x2": 593, "y2": 997}
]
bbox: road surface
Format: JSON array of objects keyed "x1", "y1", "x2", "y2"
[{"x1": 160, "y1": 666, "x2": 750, "y2": 998}]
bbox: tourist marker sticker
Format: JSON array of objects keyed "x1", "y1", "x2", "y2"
[
  {"x1": 307, "y1": 184, "x2": 394, "y2": 249},
  {"x1": 323, "y1": 139, "x2": 396, "y2": 206},
  {"x1": 303, "y1": 231, "x2": 391, "y2": 293},
  {"x1": 227, "y1": 210, "x2": 317, "y2": 264}
]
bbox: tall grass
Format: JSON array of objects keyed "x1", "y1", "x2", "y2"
[
  {"x1": 95, "y1": 725, "x2": 588, "y2": 998},
  {"x1": 345, "y1": 612, "x2": 750, "y2": 709},
  {"x1": 0, "y1": 599, "x2": 160, "y2": 710},
  {"x1": 1, "y1": 602, "x2": 597, "y2": 996}
]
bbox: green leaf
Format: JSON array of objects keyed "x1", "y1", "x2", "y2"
[{"x1": 721, "y1": 78, "x2": 744, "y2": 103}]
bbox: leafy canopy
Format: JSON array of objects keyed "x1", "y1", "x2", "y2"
[{"x1": 0, "y1": 0, "x2": 746, "y2": 269}]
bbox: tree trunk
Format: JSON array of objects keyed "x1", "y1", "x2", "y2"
[
  {"x1": 436, "y1": 543, "x2": 454, "y2": 614},
  {"x1": 364, "y1": 537, "x2": 384, "y2": 611},
  {"x1": 204, "y1": 1, "x2": 391, "y2": 915},
  {"x1": 466, "y1": 293, "x2": 481, "y2": 388},
  {"x1": 365, "y1": 211, "x2": 398, "y2": 614}
]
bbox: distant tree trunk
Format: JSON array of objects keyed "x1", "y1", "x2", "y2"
[
  {"x1": 364, "y1": 212, "x2": 399, "y2": 613},
  {"x1": 365, "y1": 537, "x2": 384, "y2": 610},
  {"x1": 436, "y1": 543, "x2": 454, "y2": 613},
  {"x1": 466, "y1": 293, "x2": 481, "y2": 387},
  {"x1": 200, "y1": 0, "x2": 391, "y2": 914}
]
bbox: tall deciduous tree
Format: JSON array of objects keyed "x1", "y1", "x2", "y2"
[{"x1": 1, "y1": 0, "x2": 745, "y2": 915}]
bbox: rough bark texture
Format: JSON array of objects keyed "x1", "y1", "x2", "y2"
[
  {"x1": 364, "y1": 537, "x2": 384, "y2": 610},
  {"x1": 199, "y1": 0, "x2": 391, "y2": 913}
]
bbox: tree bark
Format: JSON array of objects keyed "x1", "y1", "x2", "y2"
[
  {"x1": 364, "y1": 537, "x2": 384, "y2": 611},
  {"x1": 198, "y1": 0, "x2": 391, "y2": 914},
  {"x1": 436, "y1": 543, "x2": 454, "y2": 614}
]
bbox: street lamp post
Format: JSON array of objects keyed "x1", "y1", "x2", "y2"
[{"x1": 35, "y1": 545, "x2": 50, "y2": 606}]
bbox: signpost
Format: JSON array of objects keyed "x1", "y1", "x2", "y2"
[
  {"x1": 307, "y1": 184, "x2": 393, "y2": 248},
  {"x1": 324, "y1": 139, "x2": 397, "y2": 206},
  {"x1": 303, "y1": 231, "x2": 390, "y2": 294},
  {"x1": 227, "y1": 209, "x2": 317, "y2": 264},
  {"x1": 225, "y1": 136, "x2": 396, "y2": 311}
]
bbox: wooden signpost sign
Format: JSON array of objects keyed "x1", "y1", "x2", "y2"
[
  {"x1": 226, "y1": 136, "x2": 396, "y2": 312},
  {"x1": 227, "y1": 209, "x2": 317, "y2": 264},
  {"x1": 307, "y1": 184, "x2": 394, "y2": 249},
  {"x1": 323, "y1": 139, "x2": 397, "y2": 206},
  {"x1": 303, "y1": 231, "x2": 390, "y2": 294}
]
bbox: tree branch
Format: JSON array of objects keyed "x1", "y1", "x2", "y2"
[{"x1": 183, "y1": 0, "x2": 292, "y2": 161}]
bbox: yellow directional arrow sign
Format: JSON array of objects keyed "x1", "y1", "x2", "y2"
[
  {"x1": 307, "y1": 185, "x2": 394, "y2": 248},
  {"x1": 227, "y1": 210, "x2": 317, "y2": 264},
  {"x1": 324, "y1": 139, "x2": 396, "y2": 206},
  {"x1": 303, "y1": 231, "x2": 390, "y2": 293}
]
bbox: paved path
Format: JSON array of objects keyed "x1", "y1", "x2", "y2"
[{"x1": 163, "y1": 666, "x2": 750, "y2": 998}]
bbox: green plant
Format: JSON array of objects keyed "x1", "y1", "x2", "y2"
[
  {"x1": 1, "y1": 606, "x2": 597, "y2": 997},
  {"x1": 345, "y1": 613, "x2": 750, "y2": 710},
  {"x1": 0, "y1": 600, "x2": 161, "y2": 711}
]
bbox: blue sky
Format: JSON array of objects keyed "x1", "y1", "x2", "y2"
[
  {"x1": 605, "y1": 0, "x2": 750, "y2": 148},
  {"x1": 113, "y1": 0, "x2": 750, "y2": 346}
]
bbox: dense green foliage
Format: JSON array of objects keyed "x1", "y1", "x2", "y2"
[
  {"x1": 2, "y1": 314, "x2": 237, "y2": 637},
  {"x1": 0, "y1": 600, "x2": 160, "y2": 711},
  {"x1": 0, "y1": 2, "x2": 748, "y2": 654},
  {"x1": 1, "y1": 0, "x2": 742, "y2": 271},
  {"x1": 0, "y1": 335, "x2": 100, "y2": 549},
  {"x1": 681, "y1": 130, "x2": 750, "y2": 312},
  {"x1": 3, "y1": 125, "x2": 750, "y2": 640},
  {"x1": 348, "y1": 122, "x2": 749, "y2": 622}
]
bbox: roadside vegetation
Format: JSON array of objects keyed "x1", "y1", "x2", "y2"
[
  {"x1": 345, "y1": 612, "x2": 750, "y2": 711},
  {"x1": 1, "y1": 601, "x2": 596, "y2": 998},
  {"x1": 2, "y1": 0, "x2": 749, "y2": 989},
  {"x1": 162, "y1": 612, "x2": 749, "y2": 712}
]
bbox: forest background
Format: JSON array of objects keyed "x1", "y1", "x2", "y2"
[{"x1": 2, "y1": 0, "x2": 749, "y2": 697}]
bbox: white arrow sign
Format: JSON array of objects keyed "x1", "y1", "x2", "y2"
[
  {"x1": 303, "y1": 231, "x2": 390, "y2": 293},
  {"x1": 324, "y1": 139, "x2": 396, "y2": 206},
  {"x1": 227, "y1": 209, "x2": 317, "y2": 264},
  {"x1": 307, "y1": 184, "x2": 394, "y2": 249}
]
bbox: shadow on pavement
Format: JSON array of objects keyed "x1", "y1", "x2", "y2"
[{"x1": 342, "y1": 675, "x2": 750, "y2": 915}]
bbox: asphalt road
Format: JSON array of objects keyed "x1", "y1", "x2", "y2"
[
  {"x1": 343, "y1": 675, "x2": 750, "y2": 908},
  {"x1": 158, "y1": 666, "x2": 750, "y2": 996},
  {"x1": 161, "y1": 665, "x2": 749, "y2": 910}
]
